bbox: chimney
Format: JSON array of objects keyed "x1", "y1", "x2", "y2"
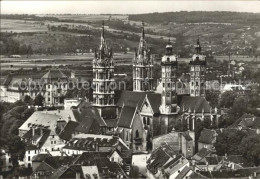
[
  {"x1": 32, "y1": 127, "x2": 35, "y2": 136},
  {"x1": 40, "y1": 128, "x2": 43, "y2": 136},
  {"x1": 75, "y1": 172, "x2": 80, "y2": 179}
]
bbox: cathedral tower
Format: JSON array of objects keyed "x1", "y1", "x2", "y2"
[
  {"x1": 93, "y1": 22, "x2": 116, "y2": 118},
  {"x1": 159, "y1": 39, "x2": 178, "y2": 114},
  {"x1": 189, "y1": 39, "x2": 206, "y2": 97},
  {"x1": 133, "y1": 22, "x2": 153, "y2": 92}
]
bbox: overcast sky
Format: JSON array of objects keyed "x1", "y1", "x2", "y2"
[{"x1": 1, "y1": 1, "x2": 260, "y2": 14}]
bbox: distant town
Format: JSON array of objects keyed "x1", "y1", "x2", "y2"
[{"x1": 0, "y1": 11, "x2": 260, "y2": 179}]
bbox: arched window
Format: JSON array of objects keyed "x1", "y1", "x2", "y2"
[
  {"x1": 135, "y1": 130, "x2": 139, "y2": 138},
  {"x1": 143, "y1": 117, "x2": 146, "y2": 125},
  {"x1": 147, "y1": 118, "x2": 150, "y2": 125}
]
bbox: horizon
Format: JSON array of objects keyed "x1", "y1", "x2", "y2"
[{"x1": 1, "y1": 1, "x2": 260, "y2": 14}]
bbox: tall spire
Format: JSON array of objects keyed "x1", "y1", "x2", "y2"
[
  {"x1": 142, "y1": 21, "x2": 145, "y2": 39},
  {"x1": 166, "y1": 36, "x2": 173, "y2": 55},
  {"x1": 102, "y1": 20, "x2": 105, "y2": 39},
  {"x1": 195, "y1": 38, "x2": 202, "y2": 54}
]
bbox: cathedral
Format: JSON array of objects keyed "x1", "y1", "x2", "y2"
[{"x1": 92, "y1": 22, "x2": 219, "y2": 152}]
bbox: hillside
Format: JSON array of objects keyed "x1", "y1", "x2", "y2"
[{"x1": 129, "y1": 11, "x2": 260, "y2": 25}]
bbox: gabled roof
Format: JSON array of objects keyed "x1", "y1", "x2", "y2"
[
  {"x1": 182, "y1": 131, "x2": 193, "y2": 141},
  {"x1": 198, "y1": 129, "x2": 217, "y2": 144},
  {"x1": 117, "y1": 106, "x2": 137, "y2": 128},
  {"x1": 193, "y1": 148, "x2": 212, "y2": 162},
  {"x1": 32, "y1": 154, "x2": 52, "y2": 162},
  {"x1": 63, "y1": 134, "x2": 129, "y2": 151},
  {"x1": 205, "y1": 156, "x2": 223, "y2": 165},
  {"x1": 58, "y1": 121, "x2": 79, "y2": 141},
  {"x1": 175, "y1": 166, "x2": 192, "y2": 179},
  {"x1": 146, "y1": 93, "x2": 161, "y2": 114},
  {"x1": 41, "y1": 69, "x2": 68, "y2": 80},
  {"x1": 74, "y1": 152, "x2": 127, "y2": 178},
  {"x1": 179, "y1": 96, "x2": 211, "y2": 113},
  {"x1": 231, "y1": 113, "x2": 260, "y2": 129},
  {"x1": 44, "y1": 156, "x2": 76, "y2": 169},
  {"x1": 147, "y1": 143, "x2": 178, "y2": 175},
  {"x1": 73, "y1": 106, "x2": 106, "y2": 134},
  {"x1": 22, "y1": 128, "x2": 51, "y2": 149},
  {"x1": 19, "y1": 110, "x2": 76, "y2": 132},
  {"x1": 116, "y1": 90, "x2": 150, "y2": 109}
]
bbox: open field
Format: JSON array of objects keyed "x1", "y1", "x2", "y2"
[
  {"x1": 0, "y1": 53, "x2": 134, "y2": 71},
  {"x1": 38, "y1": 14, "x2": 128, "y2": 21},
  {"x1": 1, "y1": 19, "x2": 48, "y2": 33}
]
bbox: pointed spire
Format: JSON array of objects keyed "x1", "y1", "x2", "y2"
[
  {"x1": 102, "y1": 20, "x2": 105, "y2": 39},
  {"x1": 142, "y1": 21, "x2": 145, "y2": 39}
]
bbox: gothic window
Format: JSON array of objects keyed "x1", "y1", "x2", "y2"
[
  {"x1": 126, "y1": 131, "x2": 128, "y2": 141},
  {"x1": 135, "y1": 130, "x2": 139, "y2": 138},
  {"x1": 196, "y1": 82, "x2": 199, "y2": 86},
  {"x1": 201, "y1": 83, "x2": 204, "y2": 86},
  {"x1": 143, "y1": 117, "x2": 146, "y2": 125},
  {"x1": 191, "y1": 82, "x2": 194, "y2": 86},
  {"x1": 147, "y1": 118, "x2": 150, "y2": 125},
  {"x1": 167, "y1": 57, "x2": 170, "y2": 62}
]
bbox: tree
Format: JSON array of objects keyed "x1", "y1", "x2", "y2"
[
  {"x1": 34, "y1": 94, "x2": 45, "y2": 106},
  {"x1": 215, "y1": 130, "x2": 246, "y2": 156},
  {"x1": 23, "y1": 95, "x2": 33, "y2": 105},
  {"x1": 240, "y1": 134, "x2": 260, "y2": 166},
  {"x1": 206, "y1": 90, "x2": 220, "y2": 108},
  {"x1": 219, "y1": 91, "x2": 238, "y2": 108}
]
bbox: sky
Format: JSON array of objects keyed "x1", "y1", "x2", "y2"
[{"x1": 1, "y1": 1, "x2": 260, "y2": 14}]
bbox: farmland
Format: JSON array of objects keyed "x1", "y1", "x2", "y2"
[{"x1": 1, "y1": 19, "x2": 48, "y2": 33}]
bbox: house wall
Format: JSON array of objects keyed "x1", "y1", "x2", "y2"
[
  {"x1": 23, "y1": 149, "x2": 40, "y2": 167},
  {"x1": 119, "y1": 128, "x2": 132, "y2": 149},
  {"x1": 62, "y1": 149, "x2": 86, "y2": 156},
  {"x1": 109, "y1": 151, "x2": 123, "y2": 165},
  {"x1": 40, "y1": 135, "x2": 65, "y2": 155},
  {"x1": 0, "y1": 151, "x2": 13, "y2": 172},
  {"x1": 198, "y1": 142, "x2": 214, "y2": 152},
  {"x1": 131, "y1": 114, "x2": 147, "y2": 152}
]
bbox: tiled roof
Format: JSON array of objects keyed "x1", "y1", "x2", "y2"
[
  {"x1": 58, "y1": 121, "x2": 79, "y2": 141},
  {"x1": 198, "y1": 129, "x2": 216, "y2": 144},
  {"x1": 232, "y1": 113, "x2": 260, "y2": 129},
  {"x1": 117, "y1": 106, "x2": 136, "y2": 128},
  {"x1": 33, "y1": 162, "x2": 56, "y2": 175},
  {"x1": 179, "y1": 96, "x2": 211, "y2": 113},
  {"x1": 44, "y1": 156, "x2": 76, "y2": 169},
  {"x1": 175, "y1": 166, "x2": 192, "y2": 179},
  {"x1": 193, "y1": 148, "x2": 212, "y2": 162},
  {"x1": 105, "y1": 118, "x2": 119, "y2": 128},
  {"x1": 49, "y1": 165, "x2": 69, "y2": 178},
  {"x1": 73, "y1": 106, "x2": 106, "y2": 134},
  {"x1": 32, "y1": 154, "x2": 52, "y2": 162},
  {"x1": 19, "y1": 110, "x2": 76, "y2": 131},
  {"x1": 182, "y1": 131, "x2": 193, "y2": 141},
  {"x1": 74, "y1": 152, "x2": 127, "y2": 178},
  {"x1": 22, "y1": 128, "x2": 51, "y2": 149},
  {"x1": 116, "y1": 90, "x2": 149, "y2": 109},
  {"x1": 146, "y1": 93, "x2": 161, "y2": 114},
  {"x1": 147, "y1": 143, "x2": 178, "y2": 175},
  {"x1": 63, "y1": 134, "x2": 129, "y2": 151},
  {"x1": 41, "y1": 69, "x2": 68, "y2": 80},
  {"x1": 205, "y1": 156, "x2": 223, "y2": 165},
  {"x1": 199, "y1": 166, "x2": 260, "y2": 178}
]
